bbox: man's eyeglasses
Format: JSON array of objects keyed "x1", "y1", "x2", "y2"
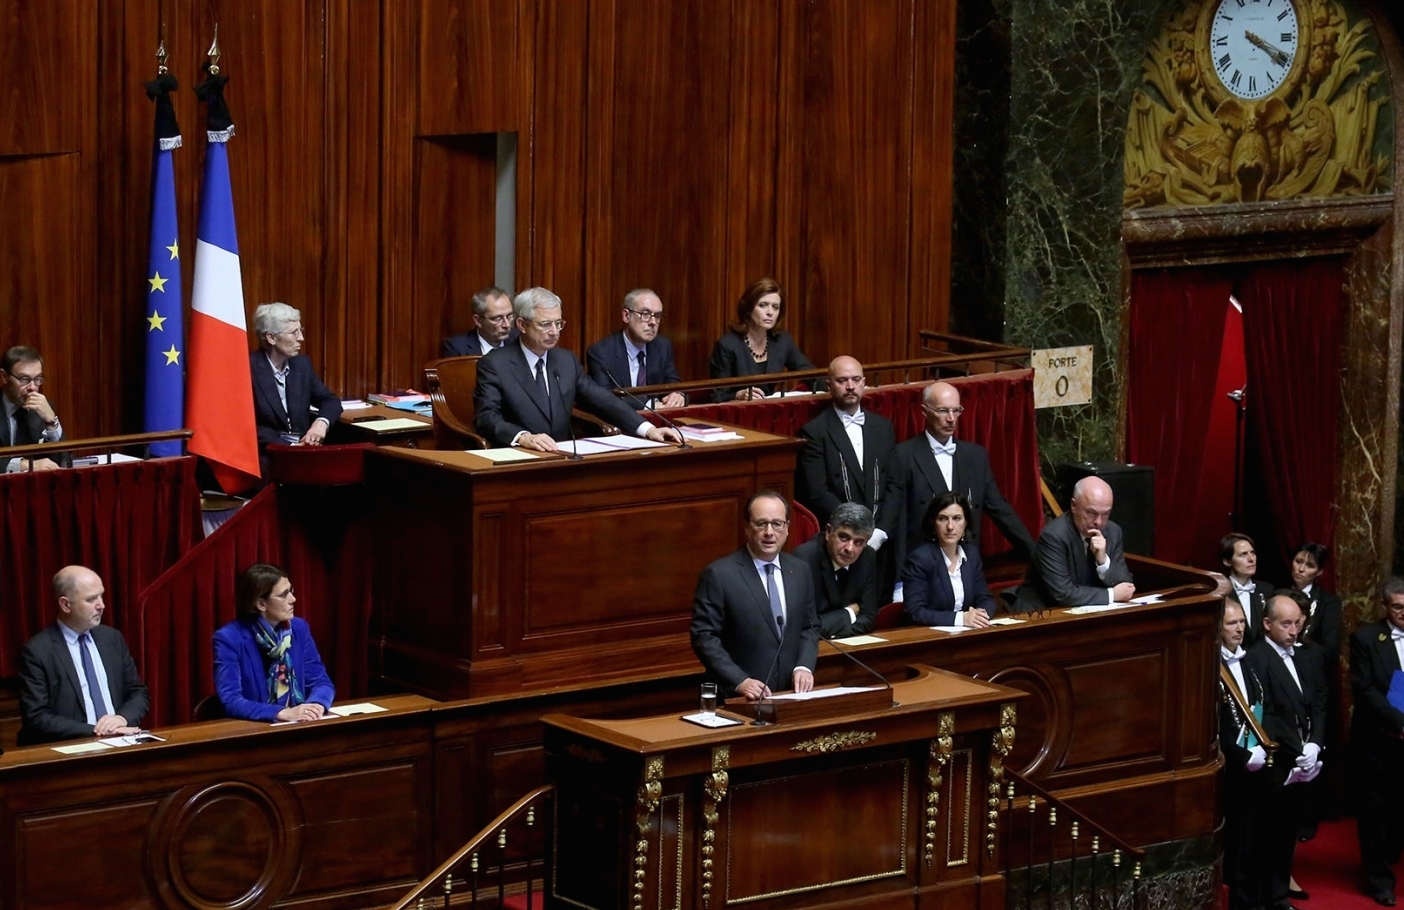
[
  {"x1": 276, "y1": 329, "x2": 305, "y2": 339},
  {"x1": 923, "y1": 406, "x2": 964, "y2": 418},
  {"x1": 6, "y1": 373, "x2": 44, "y2": 387},
  {"x1": 626, "y1": 308, "x2": 663, "y2": 324},
  {"x1": 532, "y1": 319, "x2": 567, "y2": 331},
  {"x1": 748, "y1": 519, "x2": 789, "y2": 532},
  {"x1": 485, "y1": 313, "x2": 514, "y2": 325}
]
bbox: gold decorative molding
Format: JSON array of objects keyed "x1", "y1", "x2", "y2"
[
  {"x1": 1124, "y1": 0, "x2": 1389, "y2": 208},
  {"x1": 633, "y1": 757, "x2": 665, "y2": 910},
  {"x1": 701, "y1": 747, "x2": 730, "y2": 910},
  {"x1": 790, "y1": 731, "x2": 877, "y2": 754},
  {"x1": 987, "y1": 702, "x2": 1016, "y2": 856},
  {"x1": 924, "y1": 711, "x2": 955, "y2": 867},
  {"x1": 947, "y1": 750, "x2": 973, "y2": 867}
]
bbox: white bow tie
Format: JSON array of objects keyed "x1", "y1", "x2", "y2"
[
  {"x1": 1233, "y1": 580, "x2": 1256, "y2": 594},
  {"x1": 932, "y1": 440, "x2": 956, "y2": 457},
  {"x1": 1391, "y1": 628, "x2": 1404, "y2": 642},
  {"x1": 1221, "y1": 645, "x2": 1245, "y2": 663},
  {"x1": 839, "y1": 411, "x2": 865, "y2": 428}
]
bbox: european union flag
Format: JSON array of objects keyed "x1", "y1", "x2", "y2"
[{"x1": 143, "y1": 72, "x2": 184, "y2": 457}]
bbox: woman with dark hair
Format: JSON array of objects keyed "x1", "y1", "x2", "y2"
[
  {"x1": 214, "y1": 563, "x2": 335, "y2": 723},
  {"x1": 1290, "y1": 542, "x2": 1340, "y2": 657},
  {"x1": 900, "y1": 492, "x2": 995, "y2": 627},
  {"x1": 707, "y1": 277, "x2": 819, "y2": 402}
]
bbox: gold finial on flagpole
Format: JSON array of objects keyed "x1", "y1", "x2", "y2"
[
  {"x1": 156, "y1": 25, "x2": 169, "y2": 75},
  {"x1": 206, "y1": 23, "x2": 221, "y2": 75}
]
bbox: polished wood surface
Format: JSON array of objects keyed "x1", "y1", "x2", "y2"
[
  {"x1": 367, "y1": 425, "x2": 803, "y2": 699},
  {"x1": 544, "y1": 666, "x2": 1020, "y2": 910},
  {"x1": 0, "y1": 695, "x2": 438, "y2": 910},
  {"x1": 335, "y1": 402, "x2": 434, "y2": 447},
  {"x1": 0, "y1": 0, "x2": 957, "y2": 436}
]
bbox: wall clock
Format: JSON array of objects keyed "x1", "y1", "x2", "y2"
[{"x1": 1197, "y1": 0, "x2": 1309, "y2": 103}]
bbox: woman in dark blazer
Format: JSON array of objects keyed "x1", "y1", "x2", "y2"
[
  {"x1": 214, "y1": 563, "x2": 336, "y2": 723},
  {"x1": 708, "y1": 277, "x2": 818, "y2": 402},
  {"x1": 1290, "y1": 542, "x2": 1340, "y2": 658},
  {"x1": 900, "y1": 492, "x2": 996, "y2": 627}
]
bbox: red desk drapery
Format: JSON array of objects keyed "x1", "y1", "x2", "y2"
[{"x1": 0, "y1": 457, "x2": 201, "y2": 678}]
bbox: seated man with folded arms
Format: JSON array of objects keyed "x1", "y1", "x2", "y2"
[
  {"x1": 473, "y1": 287, "x2": 682, "y2": 451},
  {"x1": 793, "y1": 502, "x2": 881, "y2": 638},
  {"x1": 1015, "y1": 476, "x2": 1134, "y2": 611},
  {"x1": 18, "y1": 566, "x2": 149, "y2": 745},
  {"x1": 1, "y1": 345, "x2": 64, "y2": 473}
]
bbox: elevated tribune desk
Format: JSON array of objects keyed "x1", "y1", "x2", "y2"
[
  {"x1": 367, "y1": 425, "x2": 802, "y2": 699},
  {"x1": 544, "y1": 666, "x2": 1023, "y2": 910}
]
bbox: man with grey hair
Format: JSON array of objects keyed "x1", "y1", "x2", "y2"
[
  {"x1": 793, "y1": 502, "x2": 881, "y2": 637},
  {"x1": 585, "y1": 288, "x2": 686, "y2": 409},
  {"x1": 249, "y1": 302, "x2": 342, "y2": 451},
  {"x1": 1015, "y1": 475, "x2": 1134, "y2": 611},
  {"x1": 474, "y1": 287, "x2": 682, "y2": 451},
  {"x1": 442, "y1": 286, "x2": 518, "y2": 357}
]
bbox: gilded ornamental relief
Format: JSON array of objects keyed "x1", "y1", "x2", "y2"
[{"x1": 1124, "y1": 0, "x2": 1390, "y2": 208}]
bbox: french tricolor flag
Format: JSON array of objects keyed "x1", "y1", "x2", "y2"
[{"x1": 187, "y1": 114, "x2": 259, "y2": 491}]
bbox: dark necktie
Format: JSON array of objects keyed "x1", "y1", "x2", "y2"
[
  {"x1": 835, "y1": 566, "x2": 850, "y2": 590},
  {"x1": 535, "y1": 358, "x2": 552, "y2": 420},
  {"x1": 765, "y1": 563, "x2": 784, "y2": 640},
  {"x1": 636, "y1": 350, "x2": 648, "y2": 386},
  {"x1": 79, "y1": 632, "x2": 110, "y2": 719}
]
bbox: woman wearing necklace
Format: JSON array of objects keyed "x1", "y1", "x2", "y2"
[
  {"x1": 214, "y1": 563, "x2": 335, "y2": 723},
  {"x1": 708, "y1": 277, "x2": 819, "y2": 402}
]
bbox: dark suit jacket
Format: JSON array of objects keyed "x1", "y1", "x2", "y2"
[
  {"x1": 691, "y1": 549, "x2": 821, "y2": 695},
  {"x1": 900, "y1": 542, "x2": 996, "y2": 626},
  {"x1": 794, "y1": 407, "x2": 897, "y2": 522},
  {"x1": 793, "y1": 536, "x2": 879, "y2": 637},
  {"x1": 878, "y1": 434, "x2": 1035, "y2": 574},
  {"x1": 707, "y1": 330, "x2": 819, "y2": 402},
  {"x1": 473, "y1": 344, "x2": 646, "y2": 446},
  {"x1": 1219, "y1": 654, "x2": 1266, "y2": 774},
  {"x1": 1015, "y1": 512, "x2": 1133, "y2": 611},
  {"x1": 586, "y1": 331, "x2": 683, "y2": 396},
  {"x1": 442, "y1": 327, "x2": 520, "y2": 358},
  {"x1": 1230, "y1": 583, "x2": 1273, "y2": 649},
  {"x1": 17, "y1": 623, "x2": 149, "y2": 745},
  {"x1": 213, "y1": 617, "x2": 336, "y2": 722},
  {"x1": 1, "y1": 401, "x2": 68, "y2": 471},
  {"x1": 1245, "y1": 638, "x2": 1328, "y2": 774},
  {"x1": 1299, "y1": 587, "x2": 1341, "y2": 659},
  {"x1": 1350, "y1": 621, "x2": 1404, "y2": 747},
  {"x1": 249, "y1": 351, "x2": 343, "y2": 447}
]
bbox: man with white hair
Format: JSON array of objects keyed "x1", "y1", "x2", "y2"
[
  {"x1": 474, "y1": 287, "x2": 682, "y2": 451},
  {"x1": 249, "y1": 302, "x2": 342, "y2": 451}
]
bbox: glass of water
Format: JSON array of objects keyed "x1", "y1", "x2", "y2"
[{"x1": 700, "y1": 682, "x2": 718, "y2": 716}]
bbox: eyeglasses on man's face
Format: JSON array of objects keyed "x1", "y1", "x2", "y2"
[
  {"x1": 923, "y1": 406, "x2": 964, "y2": 418},
  {"x1": 5, "y1": 372, "x2": 44, "y2": 388},
  {"x1": 531, "y1": 319, "x2": 566, "y2": 331},
  {"x1": 748, "y1": 519, "x2": 789, "y2": 532},
  {"x1": 626, "y1": 308, "x2": 663, "y2": 324}
]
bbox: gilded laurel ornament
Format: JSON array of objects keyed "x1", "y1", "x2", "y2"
[
  {"x1": 1125, "y1": 0, "x2": 1389, "y2": 207},
  {"x1": 791, "y1": 731, "x2": 877, "y2": 754}
]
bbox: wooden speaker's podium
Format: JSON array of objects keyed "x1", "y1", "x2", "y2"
[{"x1": 542, "y1": 665, "x2": 1023, "y2": 910}]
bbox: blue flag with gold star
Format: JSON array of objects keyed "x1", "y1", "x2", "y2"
[{"x1": 143, "y1": 72, "x2": 184, "y2": 456}]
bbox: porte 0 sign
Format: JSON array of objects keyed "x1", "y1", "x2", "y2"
[{"x1": 1033, "y1": 345, "x2": 1093, "y2": 409}]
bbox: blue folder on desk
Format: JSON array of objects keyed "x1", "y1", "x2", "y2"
[{"x1": 1388, "y1": 670, "x2": 1404, "y2": 714}]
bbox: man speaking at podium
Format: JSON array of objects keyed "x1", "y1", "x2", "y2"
[{"x1": 691, "y1": 491, "x2": 820, "y2": 700}]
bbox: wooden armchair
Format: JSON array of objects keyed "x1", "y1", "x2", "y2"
[{"x1": 423, "y1": 356, "x2": 488, "y2": 450}]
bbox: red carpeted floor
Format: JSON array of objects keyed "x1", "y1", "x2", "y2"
[{"x1": 1294, "y1": 817, "x2": 1398, "y2": 910}]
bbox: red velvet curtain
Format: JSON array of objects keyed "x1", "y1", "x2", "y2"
[
  {"x1": 665, "y1": 370, "x2": 1043, "y2": 553},
  {"x1": 1126, "y1": 269, "x2": 1236, "y2": 567},
  {"x1": 1238, "y1": 257, "x2": 1345, "y2": 577},
  {"x1": 0, "y1": 457, "x2": 201, "y2": 678},
  {"x1": 134, "y1": 481, "x2": 375, "y2": 727}
]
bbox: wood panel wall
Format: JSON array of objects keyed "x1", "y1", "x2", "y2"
[{"x1": 0, "y1": 0, "x2": 956, "y2": 436}]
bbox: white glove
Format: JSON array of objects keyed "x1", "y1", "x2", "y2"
[
  {"x1": 1299, "y1": 761, "x2": 1323, "y2": 783},
  {"x1": 1245, "y1": 746, "x2": 1266, "y2": 772},
  {"x1": 1298, "y1": 742, "x2": 1320, "y2": 767},
  {"x1": 867, "y1": 528, "x2": 888, "y2": 550}
]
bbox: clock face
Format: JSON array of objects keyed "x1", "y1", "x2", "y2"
[{"x1": 1209, "y1": 0, "x2": 1300, "y2": 100}]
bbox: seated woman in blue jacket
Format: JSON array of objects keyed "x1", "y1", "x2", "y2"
[
  {"x1": 900, "y1": 492, "x2": 996, "y2": 628},
  {"x1": 214, "y1": 563, "x2": 335, "y2": 722}
]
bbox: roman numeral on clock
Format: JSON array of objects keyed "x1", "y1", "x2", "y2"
[
  {"x1": 1230, "y1": 70, "x2": 1242, "y2": 87},
  {"x1": 1220, "y1": 52, "x2": 1232, "y2": 69}
]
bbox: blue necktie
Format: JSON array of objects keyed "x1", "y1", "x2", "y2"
[
  {"x1": 79, "y1": 632, "x2": 110, "y2": 720},
  {"x1": 636, "y1": 350, "x2": 648, "y2": 386},
  {"x1": 765, "y1": 564, "x2": 783, "y2": 640}
]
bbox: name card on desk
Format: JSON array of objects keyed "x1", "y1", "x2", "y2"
[{"x1": 329, "y1": 702, "x2": 388, "y2": 716}]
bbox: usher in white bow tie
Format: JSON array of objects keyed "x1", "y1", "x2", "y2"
[
  {"x1": 1233, "y1": 580, "x2": 1256, "y2": 594},
  {"x1": 839, "y1": 411, "x2": 865, "y2": 427},
  {"x1": 932, "y1": 440, "x2": 956, "y2": 456}
]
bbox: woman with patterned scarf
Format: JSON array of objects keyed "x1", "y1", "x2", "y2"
[{"x1": 214, "y1": 563, "x2": 335, "y2": 722}]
